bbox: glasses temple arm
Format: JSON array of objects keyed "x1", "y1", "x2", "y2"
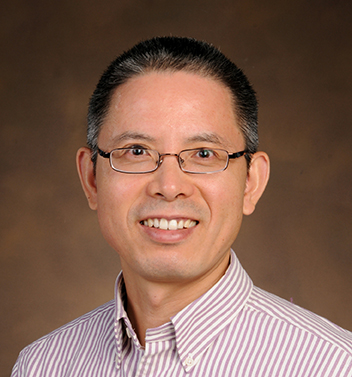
[
  {"x1": 228, "y1": 150, "x2": 249, "y2": 159},
  {"x1": 98, "y1": 148, "x2": 110, "y2": 158}
]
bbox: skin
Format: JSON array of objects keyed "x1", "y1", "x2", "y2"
[{"x1": 77, "y1": 71, "x2": 270, "y2": 346}]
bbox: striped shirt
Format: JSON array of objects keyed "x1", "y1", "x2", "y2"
[{"x1": 12, "y1": 250, "x2": 352, "y2": 376}]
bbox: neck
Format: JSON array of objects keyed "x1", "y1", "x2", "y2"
[{"x1": 121, "y1": 255, "x2": 230, "y2": 347}]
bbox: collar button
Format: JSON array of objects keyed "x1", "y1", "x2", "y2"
[{"x1": 185, "y1": 356, "x2": 194, "y2": 367}]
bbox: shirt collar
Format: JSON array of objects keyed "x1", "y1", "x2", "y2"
[
  {"x1": 113, "y1": 250, "x2": 253, "y2": 371},
  {"x1": 114, "y1": 275, "x2": 142, "y2": 369}
]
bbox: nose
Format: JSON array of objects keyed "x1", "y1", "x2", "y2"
[{"x1": 146, "y1": 154, "x2": 194, "y2": 201}]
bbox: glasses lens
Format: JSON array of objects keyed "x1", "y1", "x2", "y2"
[
  {"x1": 179, "y1": 149, "x2": 228, "y2": 173},
  {"x1": 110, "y1": 148, "x2": 159, "y2": 173}
]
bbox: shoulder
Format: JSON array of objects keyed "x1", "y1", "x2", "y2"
[
  {"x1": 12, "y1": 300, "x2": 115, "y2": 376},
  {"x1": 248, "y1": 286, "x2": 352, "y2": 353},
  {"x1": 30, "y1": 299, "x2": 115, "y2": 347}
]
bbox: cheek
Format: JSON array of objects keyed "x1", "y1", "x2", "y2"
[
  {"x1": 205, "y1": 174, "x2": 246, "y2": 211},
  {"x1": 204, "y1": 176, "x2": 246, "y2": 231},
  {"x1": 95, "y1": 180, "x2": 139, "y2": 252},
  {"x1": 95, "y1": 176, "x2": 144, "y2": 228}
]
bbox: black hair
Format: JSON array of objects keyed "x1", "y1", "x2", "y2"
[{"x1": 87, "y1": 36, "x2": 258, "y2": 167}]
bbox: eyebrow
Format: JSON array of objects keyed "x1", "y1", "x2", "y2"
[
  {"x1": 185, "y1": 133, "x2": 229, "y2": 148},
  {"x1": 109, "y1": 131, "x2": 229, "y2": 148},
  {"x1": 110, "y1": 131, "x2": 156, "y2": 145}
]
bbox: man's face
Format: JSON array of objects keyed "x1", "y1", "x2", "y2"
[{"x1": 79, "y1": 71, "x2": 266, "y2": 285}]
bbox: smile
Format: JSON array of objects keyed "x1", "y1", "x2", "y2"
[{"x1": 141, "y1": 218, "x2": 198, "y2": 230}]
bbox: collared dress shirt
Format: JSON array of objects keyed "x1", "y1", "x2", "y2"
[{"x1": 12, "y1": 251, "x2": 352, "y2": 376}]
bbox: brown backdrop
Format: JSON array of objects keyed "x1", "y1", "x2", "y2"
[{"x1": 1, "y1": 1, "x2": 352, "y2": 375}]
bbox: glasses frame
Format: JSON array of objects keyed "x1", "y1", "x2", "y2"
[{"x1": 97, "y1": 147, "x2": 249, "y2": 174}]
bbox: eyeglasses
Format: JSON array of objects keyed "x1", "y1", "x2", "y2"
[{"x1": 97, "y1": 147, "x2": 248, "y2": 174}]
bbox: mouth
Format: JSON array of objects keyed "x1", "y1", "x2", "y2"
[{"x1": 140, "y1": 218, "x2": 198, "y2": 230}]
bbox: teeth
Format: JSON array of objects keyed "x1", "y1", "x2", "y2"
[
  {"x1": 168, "y1": 219, "x2": 178, "y2": 230},
  {"x1": 177, "y1": 220, "x2": 184, "y2": 229},
  {"x1": 142, "y1": 218, "x2": 197, "y2": 230},
  {"x1": 159, "y1": 218, "x2": 168, "y2": 230},
  {"x1": 184, "y1": 219, "x2": 191, "y2": 228}
]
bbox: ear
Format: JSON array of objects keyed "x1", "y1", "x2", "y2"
[
  {"x1": 76, "y1": 147, "x2": 98, "y2": 210},
  {"x1": 243, "y1": 151, "x2": 270, "y2": 216}
]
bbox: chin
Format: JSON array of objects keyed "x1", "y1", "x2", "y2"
[{"x1": 138, "y1": 259, "x2": 200, "y2": 282}]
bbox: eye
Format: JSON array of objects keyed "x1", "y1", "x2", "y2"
[
  {"x1": 197, "y1": 149, "x2": 215, "y2": 158},
  {"x1": 119, "y1": 145, "x2": 152, "y2": 160},
  {"x1": 130, "y1": 147, "x2": 146, "y2": 156},
  {"x1": 124, "y1": 145, "x2": 150, "y2": 156}
]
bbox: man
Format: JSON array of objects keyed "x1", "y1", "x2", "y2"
[{"x1": 12, "y1": 37, "x2": 352, "y2": 376}]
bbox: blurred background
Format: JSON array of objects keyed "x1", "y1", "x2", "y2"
[{"x1": 1, "y1": 0, "x2": 352, "y2": 375}]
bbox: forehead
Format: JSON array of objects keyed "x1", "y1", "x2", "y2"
[{"x1": 100, "y1": 71, "x2": 243, "y2": 149}]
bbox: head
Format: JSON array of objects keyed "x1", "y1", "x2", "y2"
[
  {"x1": 77, "y1": 37, "x2": 269, "y2": 293},
  {"x1": 87, "y1": 36, "x2": 258, "y2": 169}
]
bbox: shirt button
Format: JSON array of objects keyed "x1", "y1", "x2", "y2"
[
  {"x1": 126, "y1": 327, "x2": 132, "y2": 338},
  {"x1": 185, "y1": 356, "x2": 194, "y2": 367}
]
